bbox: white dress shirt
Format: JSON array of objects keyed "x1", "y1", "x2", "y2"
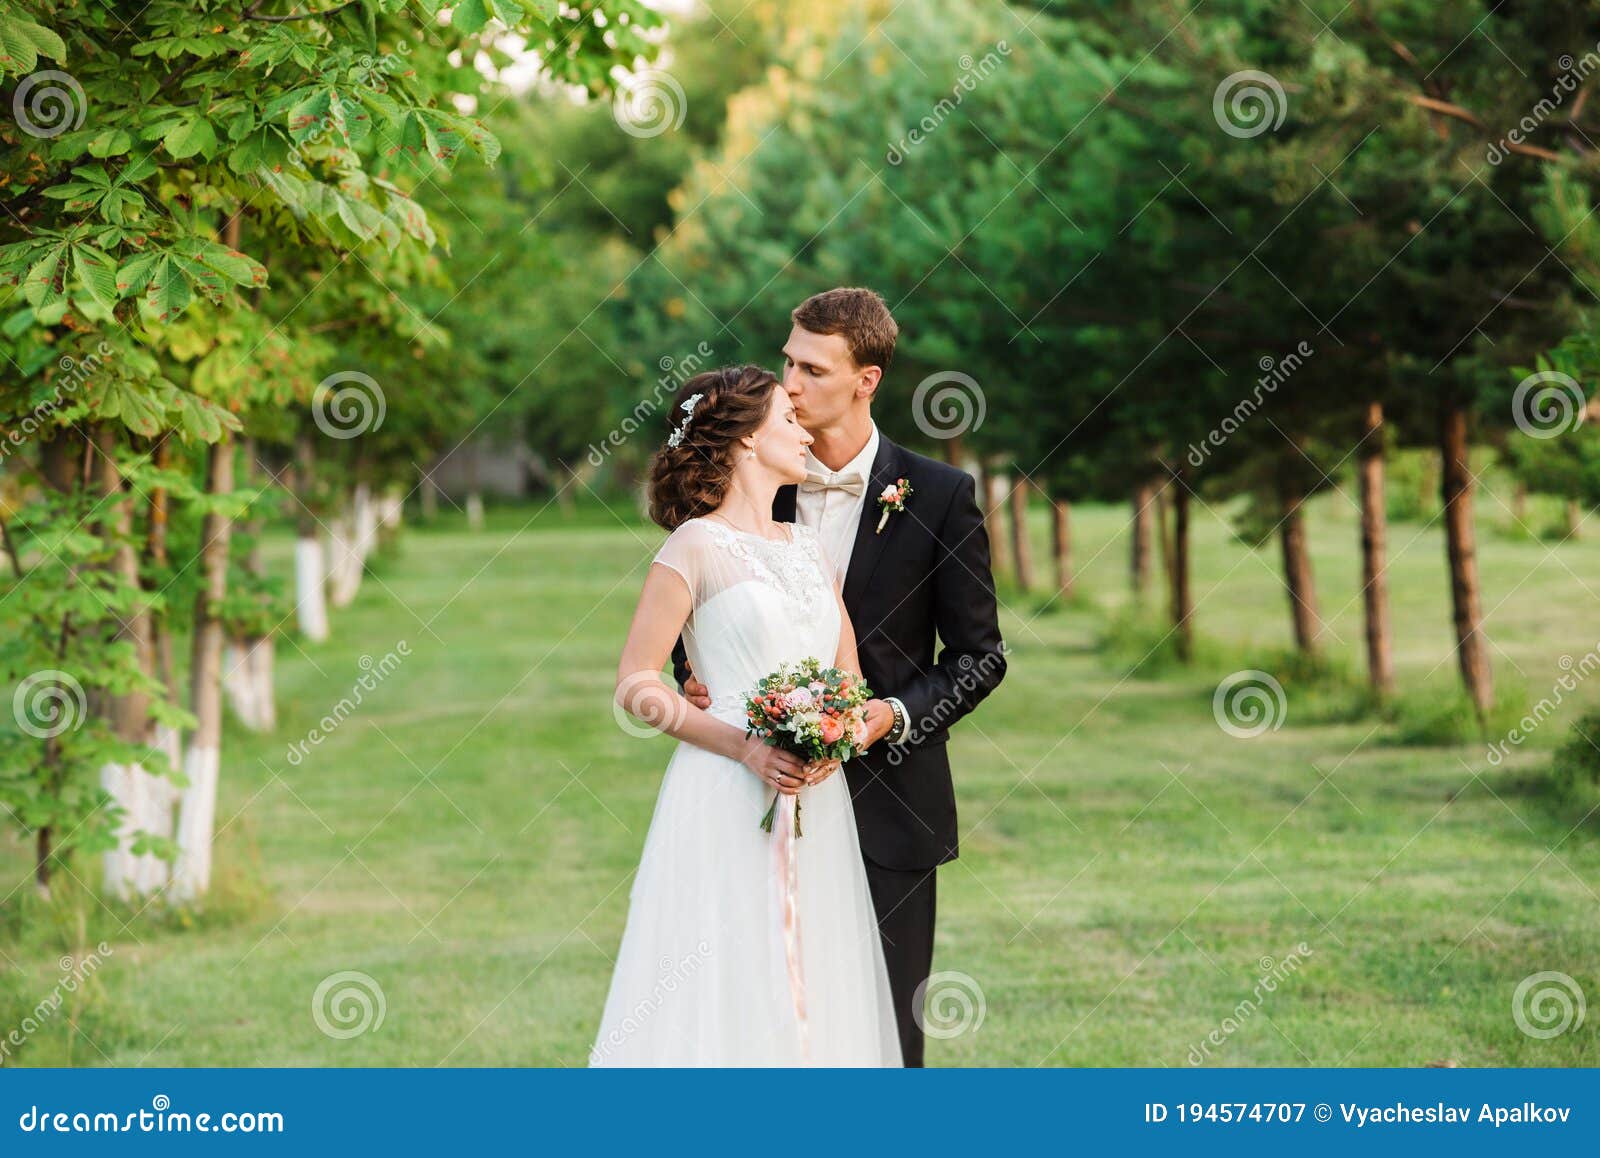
[
  {"x1": 792, "y1": 423, "x2": 909, "y2": 744},
  {"x1": 796, "y1": 423, "x2": 879, "y2": 587}
]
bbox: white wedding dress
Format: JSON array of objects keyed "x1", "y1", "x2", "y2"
[{"x1": 590, "y1": 517, "x2": 902, "y2": 1067}]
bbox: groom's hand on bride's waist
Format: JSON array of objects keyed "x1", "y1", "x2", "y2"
[{"x1": 680, "y1": 666, "x2": 713, "y2": 710}]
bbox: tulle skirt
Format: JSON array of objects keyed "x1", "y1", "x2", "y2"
[{"x1": 590, "y1": 736, "x2": 902, "y2": 1067}]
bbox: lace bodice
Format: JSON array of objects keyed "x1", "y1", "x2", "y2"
[{"x1": 653, "y1": 517, "x2": 841, "y2": 723}]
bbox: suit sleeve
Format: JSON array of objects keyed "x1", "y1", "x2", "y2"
[
  {"x1": 892, "y1": 472, "x2": 1006, "y2": 741},
  {"x1": 671, "y1": 635, "x2": 691, "y2": 691}
]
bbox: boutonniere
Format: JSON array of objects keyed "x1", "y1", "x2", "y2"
[{"x1": 875, "y1": 478, "x2": 912, "y2": 533}]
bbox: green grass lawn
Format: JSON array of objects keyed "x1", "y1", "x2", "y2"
[{"x1": 3, "y1": 490, "x2": 1598, "y2": 1067}]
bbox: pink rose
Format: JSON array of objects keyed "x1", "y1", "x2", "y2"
[
  {"x1": 784, "y1": 686, "x2": 814, "y2": 711},
  {"x1": 880, "y1": 484, "x2": 901, "y2": 502},
  {"x1": 819, "y1": 715, "x2": 844, "y2": 744}
]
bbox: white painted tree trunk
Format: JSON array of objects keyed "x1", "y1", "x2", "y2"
[
  {"x1": 465, "y1": 491, "x2": 484, "y2": 531},
  {"x1": 296, "y1": 535, "x2": 330, "y2": 642},
  {"x1": 354, "y1": 482, "x2": 378, "y2": 561},
  {"x1": 327, "y1": 507, "x2": 363, "y2": 608},
  {"x1": 132, "y1": 725, "x2": 182, "y2": 895},
  {"x1": 172, "y1": 437, "x2": 234, "y2": 903},
  {"x1": 223, "y1": 635, "x2": 276, "y2": 731},
  {"x1": 170, "y1": 745, "x2": 219, "y2": 902},
  {"x1": 99, "y1": 762, "x2": 138, "y2": 899}
]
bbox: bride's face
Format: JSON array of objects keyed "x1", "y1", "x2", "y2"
[{"x1": 742, "y1": 385, "x2": 813, "y2": 485}]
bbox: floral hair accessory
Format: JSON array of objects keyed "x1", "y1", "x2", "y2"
[{"x1": 666, "y1": 392, "x2": 704, "y2": 448}]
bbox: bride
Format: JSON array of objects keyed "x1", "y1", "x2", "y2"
[{"x1": 590, "y1": 364, "x2": 902, "y2": 1067}]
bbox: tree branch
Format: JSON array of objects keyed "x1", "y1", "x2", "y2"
[{"x1": 244, "y1": 0, "x2": 360, "y2": 23}]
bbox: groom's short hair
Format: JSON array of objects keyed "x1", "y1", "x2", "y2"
[{"x1": 792, "y1": 287, "x2": 898, "y2": 373}]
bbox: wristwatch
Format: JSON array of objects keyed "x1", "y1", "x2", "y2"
[{"x1": 885, "y1": 696, "x2": 910, "y2": 745}]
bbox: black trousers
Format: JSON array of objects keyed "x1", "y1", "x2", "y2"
[{"x1": 862, "y1": 859, "x2": 938, "y2": 1068}]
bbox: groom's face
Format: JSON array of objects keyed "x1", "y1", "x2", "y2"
[{"x1": 780, "y1": 325, "x2": 877, "y2": 432}]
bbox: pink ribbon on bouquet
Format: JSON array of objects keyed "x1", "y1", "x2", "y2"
[{"x1": 771, "y1": 794, "x2": 809, "y2": 1059}]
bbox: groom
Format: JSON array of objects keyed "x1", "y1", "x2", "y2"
[{"x1": 677, "y1": 286, "x2": 1007, "y2": 1066}]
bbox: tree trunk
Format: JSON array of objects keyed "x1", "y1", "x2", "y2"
[
  {"x1": 941, "y1": 433, "x2": 965, "y2": 468},
  {"x1": 419, "y1": 463, "x2": 440, "y2": 522},
  {"x1": 225, "y1": 437, "x2": 276, "y2": 733},
  {"x1": 94, "y1": 425, "x2": 160, "y2": 898},
  {"x1": 1278, "y1": 473, "x2": 1324, "y2": 656},
  {"x1": 1168, "y1": 470, "x2": 1193, "y2": 662},
  {"x1": 172, "y1": 435, "x2": 235, "y2": 902},
  {"x1": 294, "y1": 431, "x2": 329, "y2": 642},
  {"x1": 1051, "y1": 496, "x2": 1074, "y2": 600},
  {"x1": 466, "y1": 441, "x2": 485, "y2": 530},
  {"x1": 983, "y1": 460, "x2": 1010, "y2": 579},
  {"x1": 1568, "y1": 498, "x2": 1582, "y2": 539},
  {"x1": 1358, "y1": 401, "x2": 1395, "y2": 699},
  {"x1": 1008, "y1": 480, "x2": 1034, "y2": 592},
  {"x1": 1131, "y1": 478, "x2": 1154, "y2": 600},
  {"x1": 327, "y1": 489, "x2": 363, "y2": 609},
  {"x1": 1440, "y1": 400, "x2": 1493, "y2": 718},
  {"x1": 137, "y1": 438, "x2": 180, "y2": 895}
]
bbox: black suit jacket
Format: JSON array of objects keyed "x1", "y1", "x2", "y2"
[{"x1": 674, "y1": 434, "x2": 1007, "y2": 870}]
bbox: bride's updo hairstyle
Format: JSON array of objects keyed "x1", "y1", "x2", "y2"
[{"x1": 648, "y1": 364, "x2": 781, "y2": 531}]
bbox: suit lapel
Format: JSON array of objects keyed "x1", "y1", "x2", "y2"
[
  {"x1": 841, "y1": 436, "x2": 903, "y2": 609},
  {"x1": 773, "y1": 483, "x2": 797, "y2": 524}
]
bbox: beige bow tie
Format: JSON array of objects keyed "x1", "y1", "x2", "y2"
[{"x1": 800, "y1": 471, "x2": 866, "y2": 497}]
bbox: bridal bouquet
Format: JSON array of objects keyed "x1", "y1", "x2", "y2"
[{"x1": 744, "y1": 657, "x2": 873, "y2": 836}]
